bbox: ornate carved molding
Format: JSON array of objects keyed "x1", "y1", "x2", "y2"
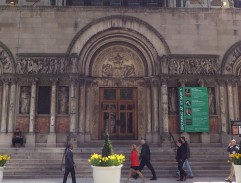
[
  {"x1": 16, "y1": 54, "x2": 68, "y2": 74},
  {"x1": 160, "y1": 55, "x2": 220, "y2": 75},
  {"x1": 221, "y1": 41, "x2": 241, "y2": 75},
  {"x1": 0, "y1": 42, "x2": 15, "y2": 74},
  {"x1": 92, "y1": 46, "x2": 144, "y2": 77}
]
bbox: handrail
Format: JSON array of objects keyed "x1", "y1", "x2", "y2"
[{"x1": 169, "y1": 132, "x2": 177, "y2": 155}]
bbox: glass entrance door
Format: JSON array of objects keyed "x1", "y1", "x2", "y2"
[{"x1": 100, "y1": 88, "x2": 137, "y2": 140}]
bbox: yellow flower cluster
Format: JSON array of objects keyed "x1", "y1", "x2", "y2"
[
  {"x1": 229, "y1": 153, "x2": 241, "y2": 165},
  {"x1": 88, "y1": 153, "x2": 125, "y2": 167},
  {"x1": 0, "y1": 154, "x2": 10, "y2": 167}
]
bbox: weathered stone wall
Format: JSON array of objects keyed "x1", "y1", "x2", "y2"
[{"x1": 0, "y1": 7, "x2": 240, "y2": 61}]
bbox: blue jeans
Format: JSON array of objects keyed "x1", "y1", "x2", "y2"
[{"x1": 177, "y1": 159, "x2": 193, "y2": 177}]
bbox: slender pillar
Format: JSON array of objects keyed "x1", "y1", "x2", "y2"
[
  {"x1": 26, "y1": 79, "x2": 37, "y2": 147},
  {"x1": 78, "y1": 80, "x2": 86, "y2": 144},
  {"x1": 233, "y1": 81, "x2": 239, "y2": 120},
  {"x1": 161, "y1": 79, "x2": 169, "y2": 133},
  {"x1": 8, "y1": 79, "x2": 17, "y2": 133},
  {"x1": 1, "y1": 80, "x2": 9, "y2": 133},
  {"x1": 145, "y1": 79, "x2": 152, "y2": 142},
  {"x1": 50, "y1": 80, "x2": 57, "y2": 133},
  {"x1": 29, "y1": 80, "x2": 37, "y2": 133},
  {"x1": 227, "y1": 81, "x2": 235, "y2": 121},
  {"x1": 70, "y1": 78, "x2": 78, "y2": 133},
  {"x1": 85, "y1": 79, "x2": 92, "y2": 141},
  {"x1": 152, "y1": 79, "x2": 159, "y2": 144}
]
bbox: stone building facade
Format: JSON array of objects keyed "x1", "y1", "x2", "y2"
[{"x1": 0, "y1": 6, "x2": 240, "y2": 147}]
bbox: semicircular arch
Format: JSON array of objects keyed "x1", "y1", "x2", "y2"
[
  {"x1": 0, "y1": 41, "x2": 15, "y2": 74},
  {"x1": 221, "y1": 41, "x2": 241, "y2": 75},
  {"x1": 67, "y1": 15, "x2": 170, "y2": 76}
]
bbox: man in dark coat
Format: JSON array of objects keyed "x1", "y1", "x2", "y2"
[
  {"x1": 133, "y1": 138, "x2": 157, "y2": 180},
  {"x1": 12, "y1": 128, "x2": 24, "y2": 147},
  {"x1": 176, "y1": 139, "x2": 187, "y2": 181},
  {"x1": 63, "y1": 143, "x2": 76, "y2": 183}
]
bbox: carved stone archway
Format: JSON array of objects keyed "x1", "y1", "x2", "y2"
[{"x1": 0, "y1": 41, "x2": 15, "y2": 74}]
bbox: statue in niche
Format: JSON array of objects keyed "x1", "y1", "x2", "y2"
[
  {"x1": 19, "y1": 86, "x2": 30, "y2": 114},
  {"x1": 168, "y1": 88, "x2": 177, "y2": 114},
  {"x1": 58, "y1": 86, "x2": 69, "y2": 114},
  {"x1": 208, "y1": 87, "x2": 216, "y2": 114}
]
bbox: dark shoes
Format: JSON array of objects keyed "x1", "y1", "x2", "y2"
[
  {"x1": 188, "y1": 175, "x2": 194, "y2": 178},
  {"x1": 150, "y1": 177, "x2": 157, "y2": 180},
  {"x1": 176, "y1": 178, "x2": 184, "y2": 181},
  {"x1": 225, "y1": 178, "x2": 232, "y2": 182}
]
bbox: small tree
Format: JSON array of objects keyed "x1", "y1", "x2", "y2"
[{"x1": 102, "y1": 130, "x2": 113, "y2": 157}]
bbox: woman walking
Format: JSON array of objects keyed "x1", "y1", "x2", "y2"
[{"x1": 125, "y1": 144, "x2": 145, "y2": 183}]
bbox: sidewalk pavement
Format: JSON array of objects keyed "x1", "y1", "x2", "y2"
[{"x1": 2, "y1": 177, "x2": 234, "y2": 183}]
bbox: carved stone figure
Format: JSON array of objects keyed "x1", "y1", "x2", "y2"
[
  {"x1": 168, "y1": 88, "x2": 177, "y2": 113},
  {"x1": 208, "y1": 87, "x2": 216, "y2": 114},
  {"x1": 19, "y1": 86, "x2": 30, "y2": 114},
  {"x1": 58, "y1": 86, "x2": 69, "y2": 114}
]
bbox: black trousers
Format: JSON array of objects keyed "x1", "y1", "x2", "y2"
[
  {"x1": 136, "y1": 159, "x2": 157, "y2": 178},
  {"x1": 63, "y1": 167, "x2": 76, "y2": 183},
  {"x1": 178, "y1": 160, "x2": 187, "y2": 179},
  {"x1": 12, "y1": 138, "x2": 23, "y2": 146}
]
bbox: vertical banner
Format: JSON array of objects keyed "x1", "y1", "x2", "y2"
[{"x1": 178, "y1": 87, "x2": 209, "y2": 132}]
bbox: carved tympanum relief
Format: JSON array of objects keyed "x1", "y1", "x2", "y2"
[
  {"x1": 16, "y1": 56, "x2": 68, "y2": 74},
  {"x1": 0, "y1": 48, "x2": 13, "y2": 74},
  {"x1": 92, "y1": 46, "x2": 144, "y2": 77},
  {"x1": 160, "y1": 55, "x2": 219, "y2": 75}
]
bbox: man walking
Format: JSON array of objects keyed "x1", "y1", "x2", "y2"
[
  {"x1": 133, "y1": 138, "x2": 157, "y2": 180},
  {"x1": 175, "y1": 136, "x2": 194, "y2": 179},
  {"x1": 63, "y1": 143, "x2": 76, "y2": 183}
]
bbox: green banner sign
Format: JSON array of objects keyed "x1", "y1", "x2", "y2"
[{"x1": 178, "y1": 87, "x2": 209, "y2": 132}]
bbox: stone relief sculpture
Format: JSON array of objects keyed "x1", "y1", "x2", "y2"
[
  {"x1": 102, "y1": 54, "x2": 136, "y2": 77},
  {"x1": 208, "y1": 87, "x2": 216, "y2": 114},
  {"x1": 0, "y1": 49, "x2": 13, "y2": 73},
  {"x1": 168, "y1": 87, "x2": 177, "y2": 114},
  {"x1": 16, "y1": 56, "x2": 68, "y2": 74},
  {"x1": 19, "y1": 86, "x2": 31, "y2": 114},
  {"x1": 223, "y1": 45, "x2": 241, "y2": 74},
  {"x1": 58, "y1": 86, "x2": 69, "y2": 114},
  {"x1": 160, "y1": 55, "x2": 219, "y2": 75},
  {"x1": 69, "y1": 53, "x2": 78, "y2": 73}
]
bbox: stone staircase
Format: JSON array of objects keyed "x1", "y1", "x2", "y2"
[{"x1": 0, "y1": 144, "x2": 230, "y2": 179}]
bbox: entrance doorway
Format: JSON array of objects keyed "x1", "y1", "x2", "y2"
[{"x1": 100, "y1": 88, "x2": 137, "y2": 140}]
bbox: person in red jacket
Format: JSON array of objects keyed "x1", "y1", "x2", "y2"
[{"x1": 125, "y1": 144, "x2": 145, "y2": 183}]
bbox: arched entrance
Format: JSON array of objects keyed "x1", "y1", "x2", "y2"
[{"x1": 67, "y1": 15, "x2": 170, "y2": 142}]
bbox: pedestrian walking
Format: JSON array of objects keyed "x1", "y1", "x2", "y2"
[
  {"x1": 133, "y1": 139, "x2": 157, "y2": 180},
  {"x1": 225, "y1": 139, "x2": 239, "y2": 182},
  {"x1": 176, "y1": 139, "x2": 187, "y2": 181},
  {"x1": 63, "y1": 143, "x2": 76, "y2": 183},
  {"x1": 125, "y1": 144, "x2": 145, "y2": 183}
]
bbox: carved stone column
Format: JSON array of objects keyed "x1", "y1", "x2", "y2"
[
  {"x1": 85, "y1": 79, "x2": 92, "y2": 141},
  {"x1": 69, "y1": 77, "x2": 78, "y2": 147},
  {"x1": 152, "y1": 78, "x2": 159, "y2": 144},
  {"x1": 160, "y1": 78, "x2": 170, "y2": 146},
  {"x1": 70, "y1": 78, "x2": 78, "y2": 133},
  {"x1": 145, "y1": 79, "x2": 152, "y2": 142},
  {"x1": 218, "y1": 80, "x2": 229, "y2": 144},
  {"x1": 29, "y1": 80, "x2": 37, "y2": 133},
  {"x1": 1, "y1": 79, "x2": 9, "y2": 133},
  {"x1": 233, "y1": 80, "x2": 239, "y2": 120},
  {"x1": 26, "y1": 79, "x2": 37, "y2": 147},
  {"x1": 47, "y1": 79, "x2": 57, "y2": 147},
  {"x1": 8, "y1": 78, "x2": 17, "y2": 133},
  {"x1": 0, "y1": 79, "x2": 10, "y2": 146},
  {"x1": 227, "y1": 81, "x2": 235, "y2": 121},
  {"x1": 78, "y1": 79, "x2": 86, "y2": 144}
]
